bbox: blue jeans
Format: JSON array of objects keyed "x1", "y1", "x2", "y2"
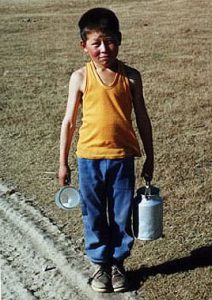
[{"x1": 77, "y1": 157, "x2": 135, "y2": 264}]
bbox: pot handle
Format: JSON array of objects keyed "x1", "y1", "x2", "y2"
[{"x1": 145, "y1": 180, "x2": 151, "y2": 196}]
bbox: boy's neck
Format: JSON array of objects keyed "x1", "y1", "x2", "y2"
[{"x1": 91, "y1": 59, "x2": 119, "y2": 86}]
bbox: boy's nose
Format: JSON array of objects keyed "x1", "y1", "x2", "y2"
[{"x1": 100, "y1": 41, "x2": 107, "y2": 52}]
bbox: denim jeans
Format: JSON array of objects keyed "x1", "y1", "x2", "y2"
[{"x1": 77, "y1": 157, "x2": 135, "y2": 264}]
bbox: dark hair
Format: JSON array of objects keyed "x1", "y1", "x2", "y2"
[{"x1": 78, "y1": 8, "x2": 121, "y2": 43}]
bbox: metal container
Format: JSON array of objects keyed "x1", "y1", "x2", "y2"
[
  {"x1": 133, "y1": 182, "x2": 163, "y2": 240},
  {"x1": 55, "y1": 186, "x2": 80, "y2": 210}
]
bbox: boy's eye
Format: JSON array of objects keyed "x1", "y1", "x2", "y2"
[
  {"x1": 91, "y1": 43, "x2": 100, "y2": 47},
  {"x1": 90, "y1": 39, "x2": 116, "y2": 47},
  {"x1": 106, "y1": 39, "x2": 114, "y2": 44}
]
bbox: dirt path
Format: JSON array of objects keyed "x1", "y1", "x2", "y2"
[
  {"x1": 0, "y1": 182, "x2": 137, "y2": 300},
  {"x1": 0, "y1": 182, "x2": 88, "y2": 300}
]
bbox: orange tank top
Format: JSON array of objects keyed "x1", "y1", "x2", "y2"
[{"x1": 76, "y1": 60, "x2": 141, "y2": 159}]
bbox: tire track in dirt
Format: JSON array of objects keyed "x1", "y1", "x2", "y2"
[
  {"x1": 1, "y1": 253, "x2": 36, "y2": 300},
  {"x1": 0, "y1": 184, "x2": 88, "y2": 300},
  {"x1": 0, "y1": 183, "x2": 138, "y2": 300}
]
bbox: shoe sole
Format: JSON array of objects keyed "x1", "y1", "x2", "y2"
[
  {"x1": 113, "y1": 286, "x2": 127, "y2": 292},
  {"x1": 91, "y1": 284, "x2": 112, "y2": 293}
]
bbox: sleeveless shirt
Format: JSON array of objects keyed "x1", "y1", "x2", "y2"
[{"x1": 76, "y1": 60, "x2": 141, "y2": 159}]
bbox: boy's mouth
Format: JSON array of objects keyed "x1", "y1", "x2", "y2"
[{"x1": 99, "y1": 55, "x2": 111, "y2": 61}]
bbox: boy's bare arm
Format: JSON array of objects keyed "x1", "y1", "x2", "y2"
[
  {"x1": 128, "y1": 67, "x2": 154, "y2": 181},
  {"x1": 58, "y1": 68, "x2": 84, "y2": 186}
]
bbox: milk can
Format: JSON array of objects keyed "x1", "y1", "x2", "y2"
[{"x1": 133, "y1": 182, "x2": 163, "y2": 240}]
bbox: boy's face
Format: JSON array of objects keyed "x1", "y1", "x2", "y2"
[{"x1": 81, "y1": 31, "x2": 120, "y2": 68}]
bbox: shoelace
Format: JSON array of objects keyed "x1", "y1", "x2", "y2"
[
  {"x1": 92, "y1": 266, "x2": 111, "y2": 279},
  {"x1": 112, "y1": 265, "x2": 125, "y2": 276}
]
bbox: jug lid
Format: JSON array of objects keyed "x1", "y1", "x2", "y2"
[
  {"x1": 55, "y1": 186, "x2": 80, "y2": 210},
  {"x1": 136, "y1": 183, "x2": 160, "y2": 197}
]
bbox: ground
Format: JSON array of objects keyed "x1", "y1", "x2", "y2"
[{"x1": 0, "y1": 0, "x2": 211, "y2": 299}]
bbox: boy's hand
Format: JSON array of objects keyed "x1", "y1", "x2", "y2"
[
  {"x1": 58, "y1": 164, "x2": 71, "y2": 186},
  {"x1": 141, "y1": 158, "x2": 154, "y2": 182}
]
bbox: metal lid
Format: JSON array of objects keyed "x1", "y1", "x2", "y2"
[
  {"x1": 55, "y1": 186, "x2": 80, "y2": 210},
  {"x1": 136, "y1": 184, "x2": 160, "y2": 197}
]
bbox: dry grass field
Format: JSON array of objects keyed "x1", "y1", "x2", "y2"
[{"x1": 0, "y1": 0, "x2": 211, "y2": 299}]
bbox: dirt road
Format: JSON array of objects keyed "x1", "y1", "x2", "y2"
[{"x1": 0, "y1": 182, "x2": 137, "y2": 300}]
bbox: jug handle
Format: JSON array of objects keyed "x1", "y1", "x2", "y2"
[{"x1": 145, "y1": 180, "x2": 151, "y2": 196}]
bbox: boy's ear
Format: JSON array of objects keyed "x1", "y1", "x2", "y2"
[
  {"x1": 117, "y1": 31, "x2": 122, "y2": 46},
  {"x1": 80, "y1": 41, "x2": 88, "y2": 52}
]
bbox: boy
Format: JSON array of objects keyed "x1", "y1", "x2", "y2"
[{"x1": 58, "y1": 8, "x2": 154, "y2": 293}]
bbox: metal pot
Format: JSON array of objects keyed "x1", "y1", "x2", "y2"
[{"x1": 133, "y1": 182, "x2": 163, "y2": 240}]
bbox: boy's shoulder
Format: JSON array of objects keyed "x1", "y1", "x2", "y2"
[
  {"x1": 69, "y1": 66, "x2": 86, "y2": 92},
  {"x1": 71, "y1": 66, "x2": 86, "y2": 80},
  {"x1": 122, "y1": 63, "x2": 142, "y2": 83}
]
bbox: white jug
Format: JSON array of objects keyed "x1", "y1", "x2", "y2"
[{"x1": 133, "y1": 182, "x2": 163, "y2": 240}]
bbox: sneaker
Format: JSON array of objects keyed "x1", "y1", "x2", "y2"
[
  {"x1": 112, "y1": 262, "x2": 128, "y2": 292},
  {"x1": 91, "y1": 264, "x2": 112, "y2": 293}
]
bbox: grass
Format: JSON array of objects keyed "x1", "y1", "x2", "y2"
[{"x1": 0, "y1": 0, "x2": 211, "y2": 299}]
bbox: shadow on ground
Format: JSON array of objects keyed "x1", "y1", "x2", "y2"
[{"x1": 126, "y1": 245, "x2": 212, "y2": 291}]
